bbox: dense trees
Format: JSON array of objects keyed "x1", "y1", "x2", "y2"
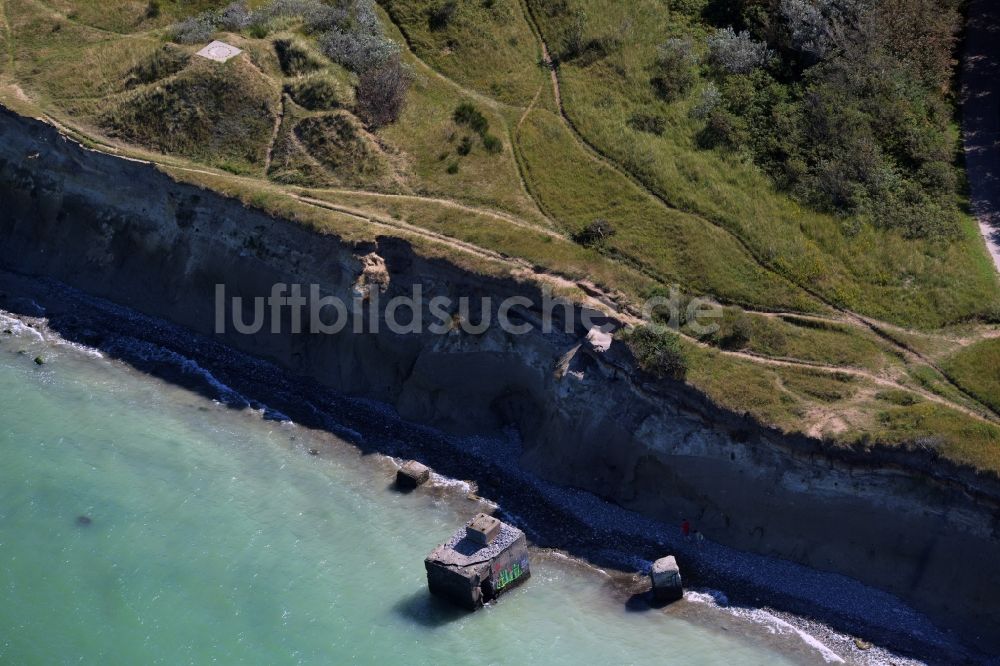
[{"x1": 689, "y1": 0, "x2": 965, "y2": 239}]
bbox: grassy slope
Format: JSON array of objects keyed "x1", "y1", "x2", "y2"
[
  {"x1": 3, "y1": 0, "x2": 1000, "y2": 472},
  {"x1": 516, "y1": 104, "x2": 819, "y2": 311},
  {"x1": 377, "y1": 7, "x2": 548, "y2": 223},
  {"x1": 942, "y1": 339, "x2": 1000, "y2": 414},
  {"x1": 525, "y1": 0, "x2": 1000, "y2": 328},
  {"x1": 381, "y1": 0, "x2": 543, "y2": 106}
]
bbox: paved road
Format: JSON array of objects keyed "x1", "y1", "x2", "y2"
[{"x1": 962, "y1": 0, "x2": 1000, "y2": 272}]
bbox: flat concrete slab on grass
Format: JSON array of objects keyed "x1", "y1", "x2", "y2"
[{"x1": 196, "y1": 40, "x2": 243, "y2": 63}]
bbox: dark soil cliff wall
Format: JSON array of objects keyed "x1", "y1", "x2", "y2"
[{"x1": 1, "y1": 106, "x2": 998, "y2": 654}]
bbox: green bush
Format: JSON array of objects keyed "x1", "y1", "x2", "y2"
[
  {"x1": 428, "y1": 1, "x2": 458, "y2": 31},
  {"x1": 623, "y1": 326, "x2": 688, "y2": 380},
  {"x1": 125, "y1": 45, "x2": 190, "y2": 88},
  {"x1": 355, "y1": 55, "x2": 412, "y2": 128},
  {"x1": 695, "y1": 306, "x2": 753, "y2": 350},
  {"x1": 697, "y1": 0, "x2": 965, "y2": 240},
  {"x1": 274, "y1": 38, "x2": 325, "y2": 76},
  {"x1": 627, "y1": 113, "x2": 666, "y2": 136},
  {"x1": 650, "y1": 38, "x2": 698, "y2": 101},
  {"x1": 286, "y1": 75, "x2": 345, "y2": 111},
  {"x1": 876, "y1": 390, "x2": 923, "y2": 407},
  {"x1": 572, "y1": 218, "x2": 615, "y2": 246},
  {"x1": 482, "y1": 133, "x2": 502, "y2": 153},
  {"x1": 453, "y1": 102, "x2": 489, "y2": 136}
]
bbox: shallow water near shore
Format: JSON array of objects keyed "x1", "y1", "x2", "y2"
[{"x1": 0, "y1": 317, "x2": 896, "y2": 664}]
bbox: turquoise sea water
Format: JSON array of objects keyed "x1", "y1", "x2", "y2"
[{"x1": 0, "y1": 320, "x2": 832, "y2": 665}]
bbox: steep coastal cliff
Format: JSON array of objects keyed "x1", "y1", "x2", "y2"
[{"x1": 1, "y1": 106, "x2": 998, "y2": 654}]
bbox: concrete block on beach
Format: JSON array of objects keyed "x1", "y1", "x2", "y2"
[
  {"x1": 425, "y1": 516, "x2": 530, "y2": 609},
  {"x1": 650, "y1": 555, "x2": 683, "y2": 603},
  {"x1": 396, "y1": 460, "x2": 430, "y2": 489}
]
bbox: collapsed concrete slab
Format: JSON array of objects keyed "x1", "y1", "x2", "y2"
[
  {"x1": 396, "y1": 460, "x2": 430, "y2": 489},
  {"x1": 650, "y1": 555, "x2": 683, "y2": 603},
  {"x1": 425, "y1": 514, "x2": 530, "y2": 609}
]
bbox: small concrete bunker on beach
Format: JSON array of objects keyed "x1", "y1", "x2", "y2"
[
  {"x1": 425, "y1": 514, "x2": 530, "y2": 609},
  {"x1": 650, "y1": 555, "x2": 683, "y2": 603},
  {"x1": 395, "y1": 460, "x2": 431, "y2": 489}
]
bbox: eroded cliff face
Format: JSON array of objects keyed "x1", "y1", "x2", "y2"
[{"x1": 1, "y1": 107, "x2": 999, "y2": 652}]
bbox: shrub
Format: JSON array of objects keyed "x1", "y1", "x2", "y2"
[
  {"x1": 623, "y1": 326, "x2": 688, "y2": 380},
  {"x1": 561, "y1": 8, "x2": 588, "y2": 60},
  {"x1": 650, "y1": 38, "x2": 698, "y2": 101},
  {"x1": 286, "y1": 75, "x2": 345, "y2": 110},
  {"x1": 171, "y1": 14, "x2": 216, "y2": 44},
  {"x1": 257, "y1": 0, "x2": 347, "y2": 32},
  {"x1": 780, "y1": 0, "x2": 863, "y2": 61},
  {"x1": 299, "y1": 1, "x2": 349, "y2": 32},
  {"x1": 320, "y1": 27, "x2": 398, "y2": 73},
  {"x1": 145, "y1": 0, "x2": 161, "y2": 19},
  {"x1": 482, "y1": 133, "x2": 503, "y2": 153},
  {"x1": 293, "y1": 113, "x2": 385, "y2": 180},
  {"x1": 696, "y1": 108, "x2": 747, "y2": 149},
  {"x1": 457, "y1": 135, "x2": 473, "y2": 155},
  {"x1": 218, "y1": 1, "x2": 252, "y2": 31},
  {"x1": 446, "y1": 161, "x2": 460, "y2": 174},
  {"x1": 722, "y1": 312, "x2": 753, "y2": 349},
  {"x1": 274, "y1": 38, "x2": 325, "y2": 76},
  {"x1": 355, "y1": 54, "x2": 412, "y2": 127},
  {"x1": 573, "y1": 218, "x2": 616, "y2": 246},
  {"x1": 707, "y1": 27, "x2": 772, "y2": 74},
  {"x1": 876, "y1": 389, "x2": 922, "y2": 407},
  {"x1": 694, "y1": 306, "x2": 754, "y2": 349},
  {"x1": 670, "y1": 0, "x2": 709, "y2": 13},
  {"x1": 690, "y1": 82, "x2": 721, "y2": 119},
  {"x1": 100, "y1": 58, "x2": 277, "y2": 169},
  {"x1": 125, "y1": 45, "x2": 190, "y2": 87},
  {"x1": 169, "y1": 0, "x2": 363, "y2": 47},
  {"x1": 691, "y1": 0, "x2": 965, "y2": 239},
  {"x1": 428, "y1": 1, "x2": 458, "y2": 30},
  {"x1": 453, "y1": 102, "x2": 490, "y2": 136},
  {"x1": 628, "y1": 113, "x2": 666, "y2": 135}
]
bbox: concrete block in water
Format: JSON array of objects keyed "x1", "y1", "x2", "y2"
[
  {"x1": 396, "y1": 460, "x2": 430, "y2": 489},
  {"x1": 425, "y1": 517, "x2": 530, "y2": 609},
  {"x1": 650, "y1": 555, "x2": 683, "y2": 603}
]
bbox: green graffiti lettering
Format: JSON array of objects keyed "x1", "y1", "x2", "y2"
[{"x1": 495, "y1": 563, "x2": 525, "y2": 591}]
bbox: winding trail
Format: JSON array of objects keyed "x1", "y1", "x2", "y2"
[
  {"x1": 309, "y1": 186, "x2": 566, "y2": 240},
  {"x1": 16, "y1": 4, "x2": 1000, "y2": 424},
  {"x1": 262, "y1": 94, "x2": 286, "y2": 176},
  {"x1": 515, "y1": 0, "x2": 1000, "y2": 421},
  {"x1": 26, "y1": 0, "x2": 159, "y2": 39},
  {"x1": 962, "y1": 0, "x2": 1000, "y2": 273},
  {"x1": 22, "y1": 108, "x2": 1000, "y2": 425}
]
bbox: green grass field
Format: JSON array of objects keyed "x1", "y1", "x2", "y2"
[
  {"x1": 942, "y1": 339, "x2": 1000, "y2": 414},
  {"x1": 523, "y1": 0, "x2": 1000, "y2": 328}
]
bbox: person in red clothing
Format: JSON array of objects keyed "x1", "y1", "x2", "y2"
[{"x1": 681, "y1": 518, "x2": 691, "y2": 539}]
